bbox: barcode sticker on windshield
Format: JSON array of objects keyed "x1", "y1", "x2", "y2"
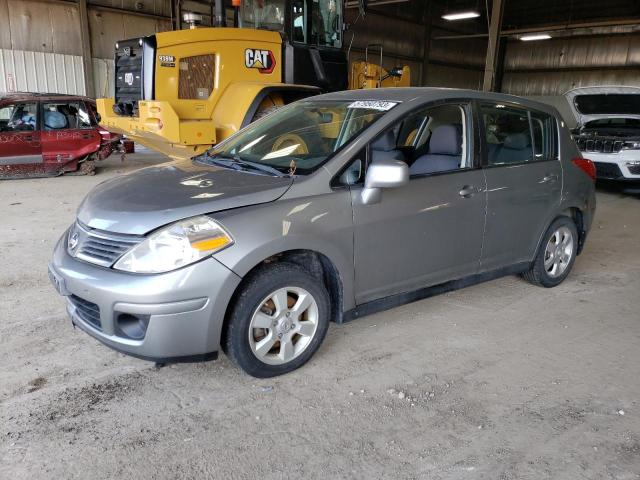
[{"x1": 347, "y1": 101, "x2": 397, "y2": 111}]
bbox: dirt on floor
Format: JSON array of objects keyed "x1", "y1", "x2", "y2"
[{"x1": 1, "y1": 153, "x2": 639, "y2": 480}]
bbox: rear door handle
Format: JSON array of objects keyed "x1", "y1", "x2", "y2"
[
  {"x1": 459, "y1": 185, "x2": 481, "y2": 198},
  {"x1": 540, "y1": 173, "x2": 558, "y2": 184},
  {"x1": 82, "y1": 134, "x2": 92, "y2": 139},
  {"x1": 23, "y1": 136, "x2": 33, "y2": 141}
]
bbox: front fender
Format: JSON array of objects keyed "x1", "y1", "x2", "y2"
[{"x1": 211, "y1": 187, "x2": 356, "y2": 312}]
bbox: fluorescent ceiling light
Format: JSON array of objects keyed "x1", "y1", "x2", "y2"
[
  {"x1": 520, "y1": 34, "x2": 552, "y2": 41},
  {"x1": 442, "y1": 11, "x2": 481, "y2": 21}
]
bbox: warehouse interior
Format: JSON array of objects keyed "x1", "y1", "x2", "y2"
[
  {"x1": 2, "y1": 0, "x2": 640, "y2": 98},
  {"x1": 1, "y1": 1, "x2": 640, "y2": 479}
]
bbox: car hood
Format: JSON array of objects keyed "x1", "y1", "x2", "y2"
[
  {"x1": 77, "y1": 159, "x2": 294, "y2": 235},
  {"x1": 565, "y1": 86, "x2": 640, "y2": 125}
]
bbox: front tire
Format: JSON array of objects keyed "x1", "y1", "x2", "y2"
[
  {"x1": 522, "y1": 216, "x2": 578, "y2": 288},
  {"x1": 224, "y1": 263, "x2": 331, "y2": 377}
]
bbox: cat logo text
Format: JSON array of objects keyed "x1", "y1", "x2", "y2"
[{"x1": 244, "y1": 49, "x2": 276, "y2": 74}]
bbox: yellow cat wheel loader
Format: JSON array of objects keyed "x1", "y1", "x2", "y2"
[{"x1": 97, "y1": 0, "x2": 409, "y2": 159}]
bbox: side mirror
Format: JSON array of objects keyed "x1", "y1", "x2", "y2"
[
  {"x1": 361, "y1": 159, "x2": 409, "y2": 205},
  {"x1": 95, "y1": 113, "x2": 102, "y2": 124}
]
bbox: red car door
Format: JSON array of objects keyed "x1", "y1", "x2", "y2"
[
  {"x1": 40, "y1": 100, "x2": 101, "y2": 173},
  {"x1": 0, "y1": 102, "x2": 43, "y2": 177}
]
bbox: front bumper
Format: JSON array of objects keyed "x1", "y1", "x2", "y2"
[
  {"x1": 585, "y1": 151, "x2": 640, "y2": 182},
  {"x1": 49, "y1": 234, "x2": 242, "y2": 362}
]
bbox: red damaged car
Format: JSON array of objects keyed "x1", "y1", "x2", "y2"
[{"x1": 0, "y1": 93, "x2": 121, "y2": 179}]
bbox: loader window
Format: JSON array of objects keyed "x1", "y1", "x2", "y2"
[
  {"x1": 179, "y1": 54, "x2": 215, "y2": 100},
  {"x1": 292, "y1": 1, "x2": 307, "y2": 43},
  {"x1": 311, "y1": 0, "x2": 341, "y2": 48},
  {"x1": 240, "y1": 0, "x2": 286, "y2": 32}
]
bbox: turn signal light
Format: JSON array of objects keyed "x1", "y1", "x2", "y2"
[{"x1": 572, "y1": 157, "x2": 596, "y2": 181}]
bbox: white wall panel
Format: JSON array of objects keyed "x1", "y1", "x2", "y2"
[
  {"x1": 0, "y1": 49, "x2": 86, "y2": 95},
  {"x1": 93, "y1": 58, "x2": 115, "y2": 98}
]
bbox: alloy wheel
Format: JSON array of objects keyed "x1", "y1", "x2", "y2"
[
  {"x1": 544, "y1": 226, "x2": 574, "y2": 278},
  {"x1": 248, "y1": 286, "x2": 319, "y2": 366}
]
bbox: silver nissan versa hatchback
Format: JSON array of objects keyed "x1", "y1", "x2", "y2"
[{"x1": 49, "y1": 88, "x2": 596, "y2": 377}]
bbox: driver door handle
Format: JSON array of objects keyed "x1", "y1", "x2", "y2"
[{"x1": 459, "y1": 185, "x2": 481, "y2": 198}]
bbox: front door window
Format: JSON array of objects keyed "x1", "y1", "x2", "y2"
[{"x1": 0, "y1": 103, "x2": 38, "y2": 132}]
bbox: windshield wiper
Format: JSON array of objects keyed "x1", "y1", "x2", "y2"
[{"x1": 204, "y1": 153, "x2": 287, "y2": 177}]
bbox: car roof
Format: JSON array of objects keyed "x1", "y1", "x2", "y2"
[
  {"x1": 0, "y1": 92, "x2": 94, "y2": 104},
  {"x1": 312, "y1": 87, "x2": 559, "y2": 115}
]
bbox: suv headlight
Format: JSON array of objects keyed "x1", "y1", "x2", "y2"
[
  {"x1": 623, "y1": 141, "x2": 640, "y2": 150},
  {"x1": 113, "y1": 216, "x2": 233, "y2": 274}
]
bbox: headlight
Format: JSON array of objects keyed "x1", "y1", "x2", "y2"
[
  {"x1": 623, "y1": 141, "x2": 640, "y2": 150},
  {"x1": 113, "y1": 216, "x2": 233, "y2": 274}
]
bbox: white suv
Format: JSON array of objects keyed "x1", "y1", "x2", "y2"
[{"x1": 567, "y1": 86, "x2": 640, "y2": 185}]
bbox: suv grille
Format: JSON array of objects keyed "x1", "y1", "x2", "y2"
[
  {"x1": 71, "y1": 222, "x2": 142, "y2": 268},
  {"x1": 69, "y1": 295, "x2": 102, "y2": 330},
  {"x1": 575, "y1": 137, "x2": 624, "y2": 154},
  {"x1": 594, "y1": 162, "x2": 623, "y2": 179}
]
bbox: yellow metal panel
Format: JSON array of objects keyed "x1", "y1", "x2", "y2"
[
  {"x1": 154, "y1": 28, "x2": 283, "y2": 121},
  {"x1": 210, "y1": 82, "x2": 284, "y2": 141}
]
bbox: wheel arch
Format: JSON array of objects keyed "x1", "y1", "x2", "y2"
[
  {"x1": 220, "y1": 248, "x2": 346, "y2": 348},
  {"x1": 240, "y1": 85, "x2": 322, "y2": 129},
  {"x1": 531, "y1": 207, "x2": 585, "y2": 265}
]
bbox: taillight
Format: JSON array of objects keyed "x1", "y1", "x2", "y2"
[
  {"x1": 98, "y1": 129, "x2": 113, "y2": 141},
  {"x1": 572, "y1": 157, "x2": 596, "y2": 181}
]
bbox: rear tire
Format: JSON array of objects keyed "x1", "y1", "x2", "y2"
[
  {"x1": 224, "y1": 263, "x2": 331, "y2": 377},
  {"x1": 522, "y1": 216, "x2": 578, "y2": 288}
]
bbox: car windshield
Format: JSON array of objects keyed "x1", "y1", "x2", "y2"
[{"x1": 203, "y1": 100, "x2": 397, "y2": 175}]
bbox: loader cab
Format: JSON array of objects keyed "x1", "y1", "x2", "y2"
[{"x1": 239, "y1": 0, "x2": 348, "y2": 92}]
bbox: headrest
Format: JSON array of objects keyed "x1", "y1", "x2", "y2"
[
  {"x1": 371, "y1": 130, "x2": 397, "y2": 152},
  {"x1": 428, "y1": 124, "x2": 461, "y2": 156},
  {"x1": 503, "y1": 133, "x2": 530, "y2": 150},
  {"x1": 44, "y1": 110, "x2": 68, "y2": 129}
]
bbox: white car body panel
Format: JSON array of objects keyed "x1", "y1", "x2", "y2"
[{"x1": 565, "y1": 86, "x2": 640, "y2": 181}]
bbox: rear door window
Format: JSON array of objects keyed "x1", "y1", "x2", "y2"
[
  {"x1": 481, "y1": 104, "x2": 533, "y2": 165},
  {"x1": 42, "y1": 102, "x2": 92, "y2": 130},
  {"x1": 481, "y1": 104, "x2": 557, "y2": 165},
  {"x1": 530, "y1": 110, "x2": 557, "y2": 161}
]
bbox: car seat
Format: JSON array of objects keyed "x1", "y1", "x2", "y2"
[
  {"x1": 44, "y1": 110, "x2": 68, "y2": 130},
  {"x1": 370, "y1": 130, "x2": 404, "y2": 164},
  {"x1": 409, "y1": 124, "x2": 461, "y2": 175},
  {"x1": 492, "y1": 133, "x2": 532, "y2": 164}
]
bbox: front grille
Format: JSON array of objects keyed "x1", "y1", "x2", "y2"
[
  {"x1": 71, "y1": 222, "x2": 142, "y2": 268},
  {"x1": 69, "y1": 295, "x2": 102, "y2": 330},
  {"x1": 594, "y1": 162, "x2": 623, "y2": 179},
  {"x1": 114, "y1": 35, "x2": 156, "y2": 115},
  {"x1": 575, "y1": 137, "x2": 624, "y2": 154},
  {"x1": 628, "y1": 164, "x2": 640, "y2": 175}
]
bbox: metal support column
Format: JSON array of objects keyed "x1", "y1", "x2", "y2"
[
  {"x1": 482, "y1": 0, "x2": 504, "y2": 92},
  {"x1": 78, "y1": 0, "x2": 95, "y2": 98},
  {"x1": 421, "y1": 1, "x2": 434, "y2": 86},
  {"x1": 215, "y1": 0, "x2": 225, "y2": 27}
]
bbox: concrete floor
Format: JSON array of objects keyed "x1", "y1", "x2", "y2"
[{"x1": 1, "y1": 152, "x2": 639, "y2": 480}]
